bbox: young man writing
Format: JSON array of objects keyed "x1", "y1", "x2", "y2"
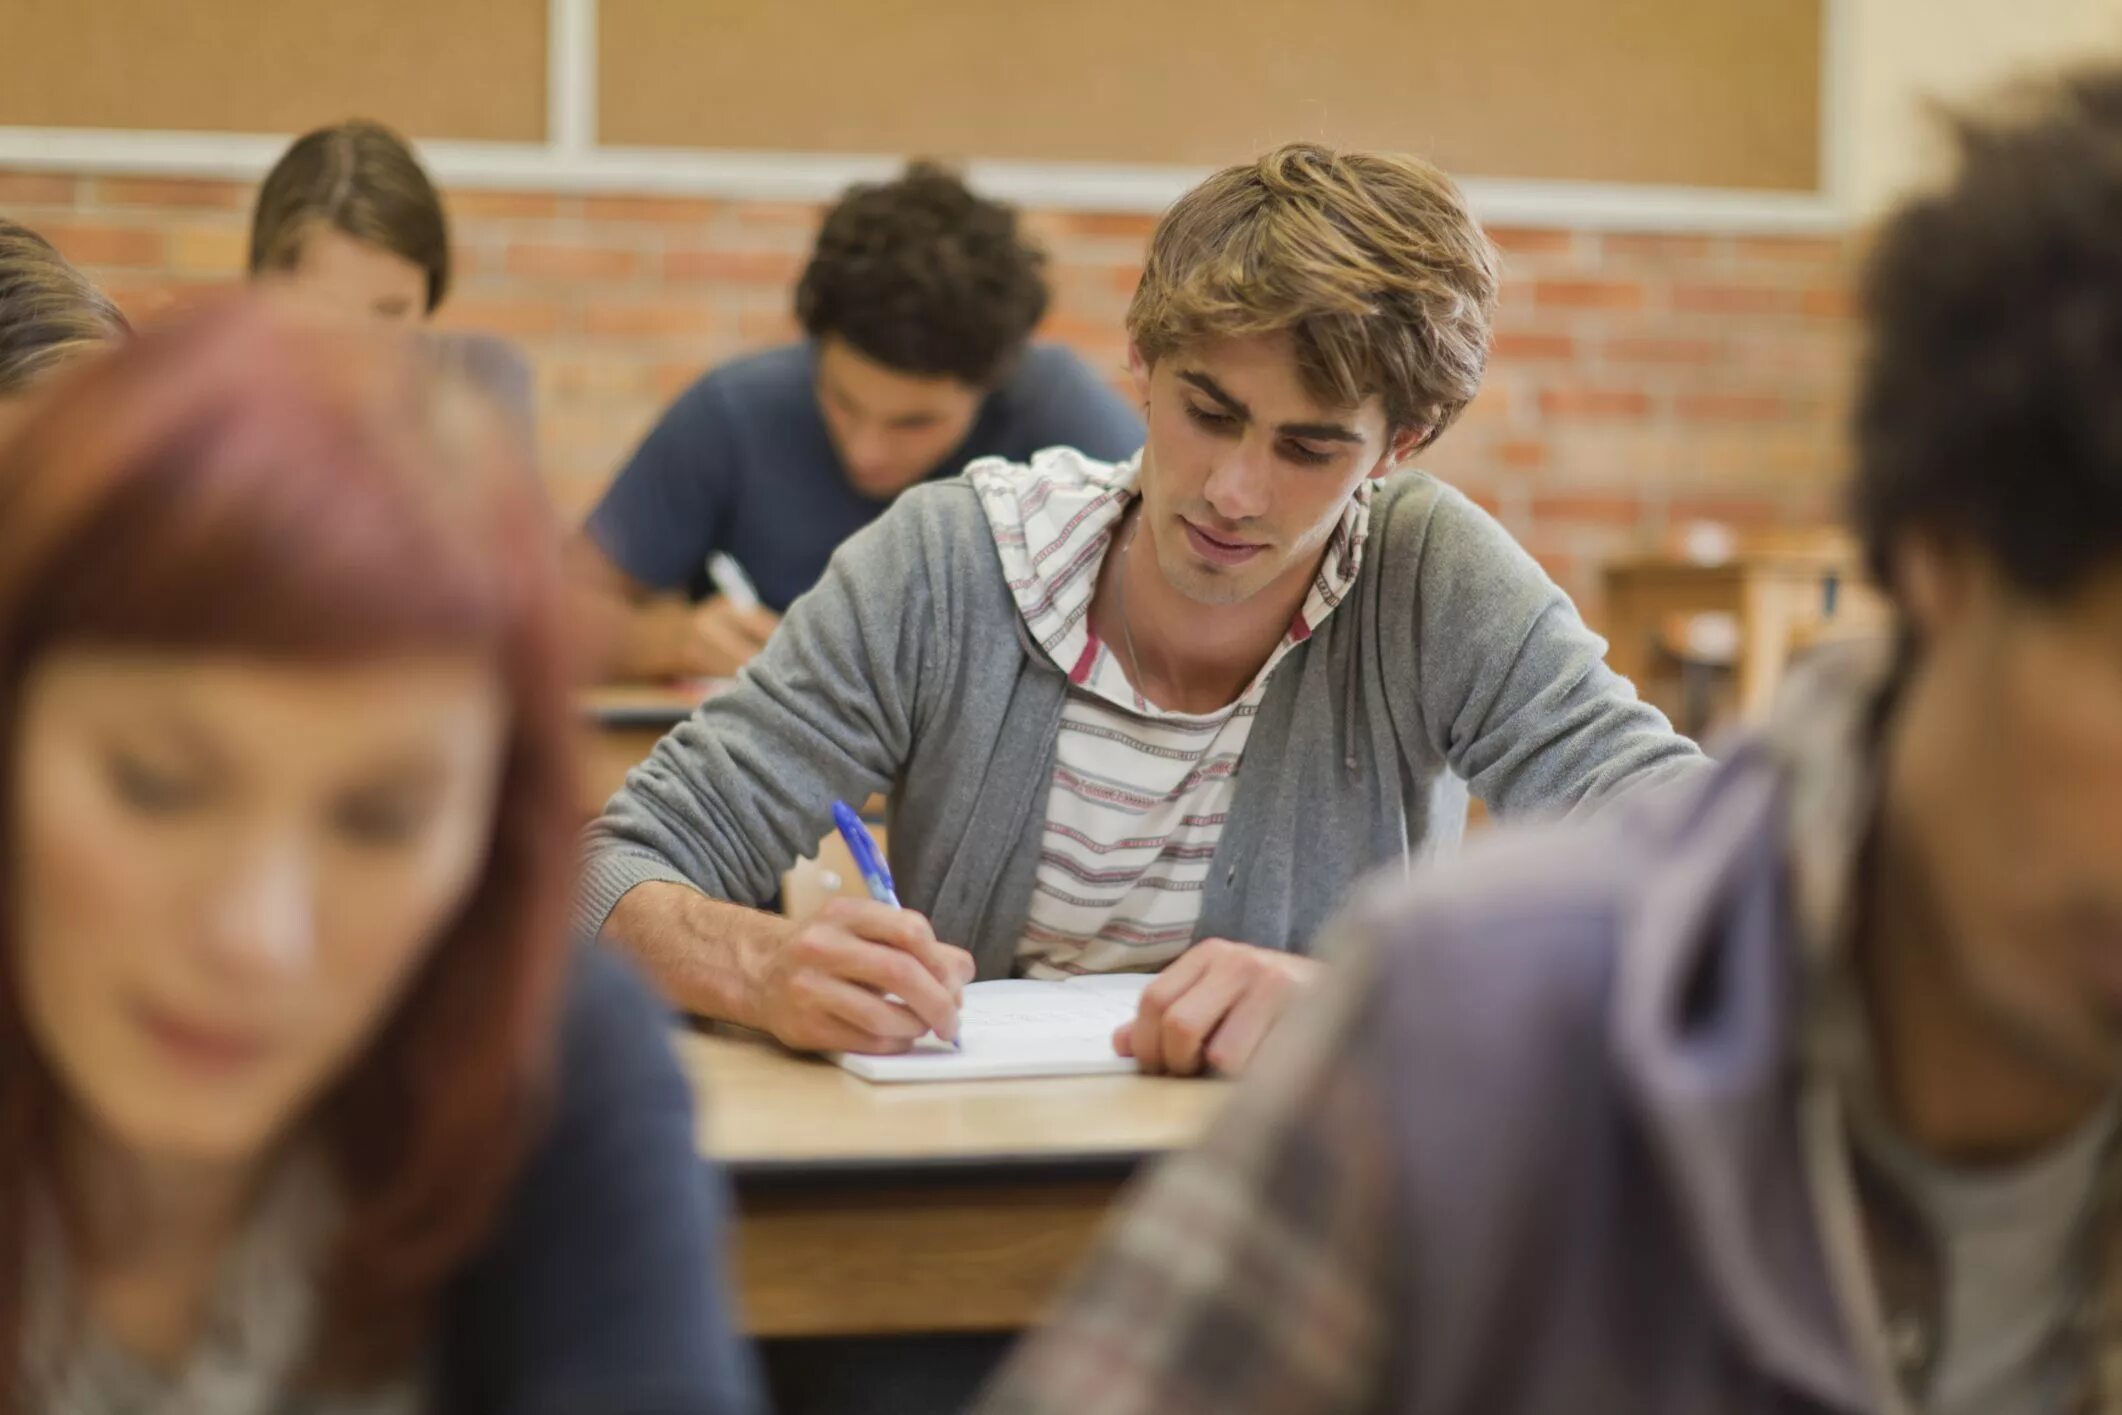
[
  {"x1": 575, "y1": 161, "x2": 1143, "y2": 679},
  {"x1": 580, "y1": 144, "x2": 1702, "y2": 1075},
  {"x1": 983, "y1": 69, "x2": 2122, "y2": 1413}
]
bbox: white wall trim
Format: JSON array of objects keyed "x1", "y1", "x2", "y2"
[
  {"x1": 0, "y1": 127, "x2": 1854, "y2": 232},
  {"x1": 546, "y1": 0, "x2": 596, "y2": 155},
  {"x1": 0, "y1": 0, "x2": 1856, "y2": 234},
  {"x1": 1817, "y1": 0, "x2": 1858, "y2": 216}
]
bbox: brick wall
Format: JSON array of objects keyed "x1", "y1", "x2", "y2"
[{"x1": 0, "y1": 168, "x2": 1859, "y2": 624}]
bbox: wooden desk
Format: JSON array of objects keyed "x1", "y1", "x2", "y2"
[
  {"x1": 1602, "y1": 536, "x2": 1881, "y2": 725},
  {"x1": 680, "y1": 1028, "x2": 1229, "y2": 1338}
]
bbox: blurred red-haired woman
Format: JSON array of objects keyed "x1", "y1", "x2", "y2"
[{"x1": 0, "y1": 299, "x2": 758, "y2": 1413}]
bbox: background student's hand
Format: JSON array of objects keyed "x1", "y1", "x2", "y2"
[
  {"x1": 747, "y1": 897, "x2": 976, "y2": 1055},
  {"x1": 613, "y1": 595, "x2": 780, "y2": 680},
  {"x1": 1114, "y1": 938, "x2": 1321, "y2": 1077},
  {"x1": 682, "y1": 595, "x2": 781, "y2": 677}
]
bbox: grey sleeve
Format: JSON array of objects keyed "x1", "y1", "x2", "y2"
[
  {"x1": 574, "y1": 494, "x2": 952, "y2": 935},
  {"x1": 1411, "y1": 488, "x2": 1704, "y2": 819}
]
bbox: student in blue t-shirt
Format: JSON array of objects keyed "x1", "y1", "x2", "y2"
[{"x1": 575, "y1": 162, "x2": 1145, "y2": 680}]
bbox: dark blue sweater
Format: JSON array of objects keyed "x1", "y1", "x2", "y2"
[{"x1": 435, "y1": 947, "x2": 762, "y2": 1413}]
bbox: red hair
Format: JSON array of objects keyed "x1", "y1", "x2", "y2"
[{"x1": 0, "y1": 298, "x2": 579, "y2": 1394}]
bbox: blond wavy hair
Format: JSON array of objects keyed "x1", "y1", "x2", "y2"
[
  {"x1": 1127, "y1": 144, "x2": 1498, "y2": 448},
  {"x1": 0, "y1": 221, "x2": 128, "y2": 397}
]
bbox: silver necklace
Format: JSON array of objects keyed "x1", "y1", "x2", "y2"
[{"x1": 1113, "y1": 508, "x2": 1151, "y2": 700}]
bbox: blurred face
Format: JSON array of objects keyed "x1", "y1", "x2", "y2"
[
  {"x1": 11, "y1": 652, "x2": 507, "y2": 1167},
  {"x1": 1885, "y1": 550, "x2": 2122, "y2": 1089},
  {"x1": 270, "y1": 225, "x2": 429, "y2": 326},
  {"x1": 0, "y1": 393, "x2": 28, "y2": 447},
  {"x1": 814, "y1": 336, "x2": 985, "y2": 499},
  {"x1": 1130, "y1": 331, "x2": 1421, "y2": 607}
]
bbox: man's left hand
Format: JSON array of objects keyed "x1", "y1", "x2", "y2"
[{"x1": 1113, "y1": 938, "x2": 1321, "y2": 1077}]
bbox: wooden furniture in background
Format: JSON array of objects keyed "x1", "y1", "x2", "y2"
[
  {"x1": 600, "y1": 0, "x2": 1823, "y2": 189},
  {"x1": 1602, "y1": 527, "x2": 1885, "y2": 731},
  {"x1": 682, "y1": 1027, "x2": 1228, "y2": 1337}
]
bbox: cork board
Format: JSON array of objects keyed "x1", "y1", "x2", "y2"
[
  {"x1": 0, "y1": 0, "x2": 547, "y2": 142},
  {"x1": 597, "y1": 0, "x2": 1823, "y2": 191}
]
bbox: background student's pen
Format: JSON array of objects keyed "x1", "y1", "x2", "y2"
[
  {"x1": 832, "y1": 799, "x2": 961, "y2": 1050},
  {"x1": 706, "y1": 551, "x2": 760, "y2": 611}
]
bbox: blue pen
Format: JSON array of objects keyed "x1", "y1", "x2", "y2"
[
  {"x1": 832, "y1": 800, "x2": 899, "y2": 905},
  {"x1": 831, "y1": 800, "x2": 961, "y2": 1048}
]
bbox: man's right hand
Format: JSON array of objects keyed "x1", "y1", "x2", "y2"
[{"x1": 744, "y1": 897, "x2": 976, "y2": 1054}]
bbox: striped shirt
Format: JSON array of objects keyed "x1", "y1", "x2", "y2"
[{"x1": 971, "y1": 448, "x2": 1369, "y2": 978}]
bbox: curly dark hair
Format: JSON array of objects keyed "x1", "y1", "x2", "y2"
[
  {"x1": 795, "y1": 161, "x2": 1050, "y2": 387},
  {"x1": 1853, "y1": 67, "x2": 2122, "y2": 599}
]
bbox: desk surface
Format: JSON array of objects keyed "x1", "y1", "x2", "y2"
[
  {"x1": 580, "y1": 679, "x2": 729, "y2": 727},
  {"x1": 679, "y1": 1027, "x2": 1230, "y2": 1180}
]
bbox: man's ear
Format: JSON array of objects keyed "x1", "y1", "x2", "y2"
[
  {"x1": 1369, "y1": 422, "x2": 1429, "y2": 480},
  {"x1": 1126, "y1": 342, "x2": 1152, "y2": 408},
  {"x1": 1893, "y1": 532, "x2": 1981, "y2": 641}
]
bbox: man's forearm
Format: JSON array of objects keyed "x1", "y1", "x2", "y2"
[{"x1": 600, "y1": 879, "x2": 783, "y2": 1024}]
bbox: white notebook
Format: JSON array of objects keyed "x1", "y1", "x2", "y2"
[{"x1": 836, "y1": 973, "x2": 1153, "y2": 1084}]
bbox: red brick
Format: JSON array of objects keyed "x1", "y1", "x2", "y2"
[
  {"x1": 1733, "y1": 235, "x2": 1847, "y2": 264},
  {"x1": 1531, "y1": 493, "x2": 1646, "y2": 525},
  {"x1": 1800, "y1": 286, "x2": 1857, "y2": 319},
  {"x1": 1532, "y1": 551, "x2": 1580, "y2": 586},
  {"x1": 0, "y1": 170, "x2": 78, "y2": 205},
  {"x1": 1459, "y1": 486, "x2": 1504, "y2": 516},
  {"x1": 1497, "y1": 438, "x2": 1547, "y2": 470},
  {"x1": 652, "y1": 361, "x2": 710, "y2": 399},
  {"x1": 1534, "y1": 279, "x2": 1645, "y2": 312},
  {"x1": 38, "y1": 223, "x2": 165, "y2": 268},
  {"x1": 1667, "y1": 495, "x2": 1785, "y2": 526},
  {"x1": 434, "y1": 294, "x2": 567, "y2": 337},
  {"x1": 1600, "y1": 233, "x2": 1716, "y2": 261},
  {"x1": 1671, "y1": 283, "x2": 1797, "y2": 316},
  {"x1": 1676, "y1": 392, "x2": 1790, "y2": 421},
  {"x1": 447, "y1": 189, "x2": 564, "y2": 220},
  {"x1": 582, "y1": 194, "x2": 720, "y2": 224},
  {"x1": 1108, "y1": 263, "x2": 1146, "y2": 296},
  {"x1": 167, "y1": 225, "x2": 248, "y2": 274},
  {"x1": 1490, "y1": 331, "x2": 1576, "y2": 362},
  {"x1": 1604, "y1": 336, "x2": 1722, "y2": 364},
  {"x1": 1058, "y1": 211, "x2": 1159, "y2": 240},
  {"x1": 540, "y1": 357, "x2": 652, "y2": 401},
  {"x1": 733, "y1": 201, "x2": 823, "y2": 228},
  {"x1": 1036, "y1": 313, "x2": 1120, "y2": 345},
  {"x1": 582, "y1": 300, "x2": 716, "y2": 337},
  {"x1": 506, "y1": 242, "x2": 642, "y2": 281},
  {"x1": 662, "y1": 249, "x2": 804, "y2": 285},
  {"x1": 1539, "y1": 386, "x2": 1652, "y2": 418},
  {"x1": 1487, "y1": 226, "x2": 1575, "y2": 256},
  {"x1": 736, "y1": 308, "x2": 800, "y2": 343},
  {"x1": 95, "y1": 176, "x2": 248, "y2": 209}
]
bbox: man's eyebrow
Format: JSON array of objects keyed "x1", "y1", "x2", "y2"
[{"x1": 1178, "y1": 370, "x2": 1362, "y2": 442}]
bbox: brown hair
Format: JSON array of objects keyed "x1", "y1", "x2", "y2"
[
  {"x1": 0, "y1": 220, "x2": 129, "y2": 397},
  {"x1": 1126, "y1": 143, "x2": 1499, "y2": 448},
  {"x1": 1853, "y1": 65, "x2": 2122, "y2": 599},
  {"x1": 0, "y1": 297, "x2": 577, "y2": 1398},
  {"x1": 249, "y1": 120, "x2": 451, "y2": 313},
  {"x1": 796, "y1": 160, "x2": 1050, "y2": 386}
]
